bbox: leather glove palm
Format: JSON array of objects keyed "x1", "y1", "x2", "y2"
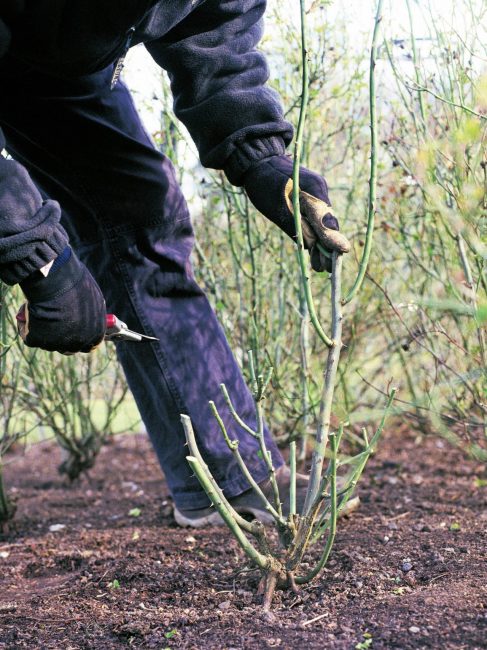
[
  {"x1": 242, "y1": 155, "x2": 350, "y2": 272},
  {"x1": 18, "y1": 248, "x2": 106, "y2": 354}
]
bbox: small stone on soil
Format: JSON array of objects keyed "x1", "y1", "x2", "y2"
[
  {"x1": 0, "y1": 601, "x2": 17, "y2": 612},
  {"x1": 409, "y1": 626, "x2": 421, "y2": 634},
  {"x1": 218, "y1": 600, "x2": 231, "y2": 611},
  {"x1": 403, "y1": 571, "x2": 417, "y2": 586}
]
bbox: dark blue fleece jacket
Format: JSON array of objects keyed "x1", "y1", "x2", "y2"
[{"x1": 0, "y1": 0, "x2": 293, "y2": 285}]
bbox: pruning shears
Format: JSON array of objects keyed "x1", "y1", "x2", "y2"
[
  {"x1": 16, "y1": 306, "x2": 158, "y2": 343},
  {"x1": 104, "y1": 314, "x2": 158, "y2": 342}
]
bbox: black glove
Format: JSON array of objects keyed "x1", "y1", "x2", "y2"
[
  {"x1": 242, "y1": 155, "x2": 350, "y2": 272},
  {"x1": 18, "y1": 247, "x2": 106, "y2": 354}
]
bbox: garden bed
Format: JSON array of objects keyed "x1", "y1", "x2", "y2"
[{"x1": 0, "y1": 427, "x2": 486, "y2": 649}]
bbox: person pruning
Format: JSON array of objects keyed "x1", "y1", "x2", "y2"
[{"x1": 0, "y1": 0, "x2": 347, "y2": 527}]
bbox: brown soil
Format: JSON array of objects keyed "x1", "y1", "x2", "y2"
[{"x1": 0, "y1": 427, "x2": 486, "y2": 649}]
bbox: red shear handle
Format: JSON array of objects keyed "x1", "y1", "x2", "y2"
[
  {"x1": 106, "y1": 314, "x2": 117, "y2": 330},
  {"x1": 16, "y1": 304, "x2": 27, "y2": 323},
  {"x1": 16, "y1": 303, "x2": 29, "y2": 341}
]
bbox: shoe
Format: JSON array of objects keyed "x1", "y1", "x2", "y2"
[{"x1": 173, "y1": 465, "x2": 360, "y2": 528}]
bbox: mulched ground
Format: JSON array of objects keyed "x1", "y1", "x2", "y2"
[{"x1": 0, "y1": 426, "x2": 486, "y2": 649}]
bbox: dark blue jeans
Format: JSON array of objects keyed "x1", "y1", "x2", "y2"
[{"x1": 0, "y1": 61, "x2": 283, "y2": 509}]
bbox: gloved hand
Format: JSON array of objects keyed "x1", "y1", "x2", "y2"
[
  {"x1": 242, "y1": 155, "x2": 350, "y2": 272},
  {"x1": 17, "y1": 247, "x2": 106, "y2": 354}
]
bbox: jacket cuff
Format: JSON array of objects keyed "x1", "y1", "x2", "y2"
[
  {"x1": 0, "y1": 225, "x2": 69, "y2": 286},
  {"x1": 20, "y1": 247, "x2": 82, "y2": 302},
  {"x1": 224, "y1": 135, "x2": 287, "y2": 187}
]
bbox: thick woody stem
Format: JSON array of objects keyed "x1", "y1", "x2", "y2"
[
  {"x1": 311, "y1": 390, "x2": 396, "y2": 542},
  {"x1": 262, "y1": 571, "x2": 278, "y2": 612},
  {"x1": 303, "y1": 252, "x2": 343, "y2": 515},
  {"x1": 295, "y1": 431, "x2": 339, "y2": 584}
]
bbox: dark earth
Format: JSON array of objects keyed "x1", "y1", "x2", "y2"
[{"x1": 0, "y1": 425, "x2": 486, "y2": 649}]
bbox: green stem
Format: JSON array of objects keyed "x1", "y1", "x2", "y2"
[
  {"x1": 405, "y1": 0, "x2": 427, "y2": 125},
  {"x1": 258, "y1": 404, "x2": 283, "y2": 519},
  {"x1": 187, "y1": 456, "x2": 270, "y2": 571},
  {"x1": 245, "y1": 354, "x2": 283, "y2": 518},
  {"x1": 291, "y1": 0, "x2": 333, "y2": 349},
  {"x1": 209, "y1": 401, "x2": 288, "y2": 527},
  {"x1": 295, "y1": 430, "x2": 338, "y2": 584},
  {"x1": 409, "y1": 83, "x2": 487, "y2": 121},
  {"x1": 181, "y1": 414, "x2": 259, "y2": 536},
  {"x1": 343, "y1": 0, "x2": 383, "y2": 305},
  {"x1": 311, "y1": 389, "x2": 396, "y2": 541},
  {"x1": 289, "y1": 440, "x2": 296, "y2": 517},
  {"x1": 220, "y1": 383, "x2": 259, "y2": 439},
  {"x1": 0, "y1": 463, "x2": 13, "y2": 523},
  {"x1": 0, "y1": 282, "x2": 8, "y2": 382},
  {"x1": 303, "y1": 253, "x2": 343, "y2": 515},
  {"x1": 298, "y1": 281, "x2": 311, "y2": 462},
  {"x1": 456, "y1": 235, "x2": 486, "y2": 387}
]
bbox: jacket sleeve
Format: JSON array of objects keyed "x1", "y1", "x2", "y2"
[
  {"x1": 145, "y1": 0, "x2": 294, "y2": 185},
  {"x1": 0, "y1": 15, "x2": 69, "y2": 286},
  {"x1": 0, "y1": 137, "x2": 69, "y2": 285}
]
